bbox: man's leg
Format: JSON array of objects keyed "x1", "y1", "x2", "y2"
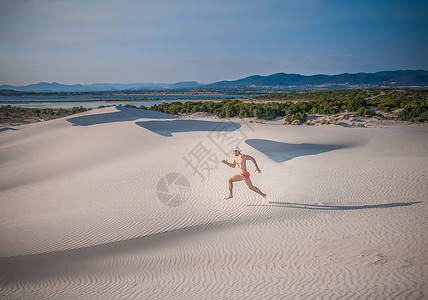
[
  {"x1": 244, "y1": 178, "x2": 267, "y2": 201},
  {"x1": 225, "y1": 174, "x2": 245, "y2": 199}
]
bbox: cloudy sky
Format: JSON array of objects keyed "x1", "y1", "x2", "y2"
[{"x1": 1, "y1": 0, "x2": 427, "y2": 85}]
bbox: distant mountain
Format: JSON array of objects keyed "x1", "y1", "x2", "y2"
[
  {"x1": 0, "y1": 81, "x2": 202, "y2": 92},
  {"x1": 168, "y1": 81, "x2": 202, "y2": 89},
  {"x1": 0, "y1": 82, "x2": 93, "y2": 93},
  {"x1": 205, "y1": 70, "x2": 428, "y2": 89},
  {"x1": 1, "y1": 70, "x2": 426, "y2": 92}
]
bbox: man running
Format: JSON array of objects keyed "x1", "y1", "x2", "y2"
[{"x1": 222, "y1": 146, "x2": 267, "y2": 203}]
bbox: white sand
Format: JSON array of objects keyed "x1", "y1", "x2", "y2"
[{"x1": 1, "y1": 106, "x2": 427, "y2": 299}]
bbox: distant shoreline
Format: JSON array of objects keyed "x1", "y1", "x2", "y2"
[{"x1": 0, "y1": 98, "x2": 247, "y2": 104}]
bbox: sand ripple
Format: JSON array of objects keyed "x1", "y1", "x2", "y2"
[{"x1": 1, "y1": 108, "x2": 427, "y2": 299}]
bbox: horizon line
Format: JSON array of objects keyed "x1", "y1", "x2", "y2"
[{"x1": 2, "y1": 69, "x2": 427, "y2": 86}]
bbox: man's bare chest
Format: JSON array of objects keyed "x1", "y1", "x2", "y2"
[{"x1": 236, "y1": 158, "x2": 245, "y2": 167}]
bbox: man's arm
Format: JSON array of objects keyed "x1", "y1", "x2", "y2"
[
  {"x1": 222, "y1": 158, "x2": 236, "y2": 168},
  {"x1": 245, "y1": 155, "x2": 261, "y2": 173}
]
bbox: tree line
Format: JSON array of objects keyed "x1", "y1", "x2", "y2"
[{"x1": 128, "y1": 88, "x2": 427, "y2": 123}]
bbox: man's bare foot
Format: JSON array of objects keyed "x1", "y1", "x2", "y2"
[
  {"x1": 224, "y1": 195, "x2": 233, "y2": 200},
  {"x1": 262, "y1": 194, "x2": 269, "y2": 204}
]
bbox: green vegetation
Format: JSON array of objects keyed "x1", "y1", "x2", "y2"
[
  {"x1": 253, "y1": 89, "x2": 428, "y2": 103},
  {"x1": 146, "y1": 100, "x2": 306, "y2": 121},
  {"x1": 124, "y1": 104, "x2": 137, "y2": 109},
  {"x1": 1, "y1": 105, "x2": 90, "y2": 126},
  {"x1": 146, "y1": 98, "x2": 376, "y2": 123},
  {"x1": 145, "y1": 89, "x2": 427, "y2": 123},
  {"x1": 2, "y1": 89, "x2": 426, "y2": 126},
  {"x1": 398, "y1": 104, "x2": 428, "y2": 122},
  {"x1": 71, "y1": 106, "x2": 88, "y2": 114}
]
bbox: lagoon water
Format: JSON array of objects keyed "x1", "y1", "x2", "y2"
[
  {"x1": 0, "y1": 100, "x2": 201, "y2": 109},
  {"x1": 0, "y1": 94, "x2": 254, "y2": 109}
]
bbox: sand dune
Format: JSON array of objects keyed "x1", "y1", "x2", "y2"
[{"x1": 1, "y1": 106, "x2": 427, "y2": 299}]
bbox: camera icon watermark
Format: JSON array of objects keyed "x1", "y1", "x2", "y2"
[{"x1": 156, "y1": 172, "x2": 191, "y2": 207}]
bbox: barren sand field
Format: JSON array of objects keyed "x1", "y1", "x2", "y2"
[{"x1": 1, "y1": 106, "x2": 427, "y2": 299}]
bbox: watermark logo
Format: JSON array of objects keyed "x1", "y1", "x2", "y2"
[
  {"x1": 183, "y1": 141, "x2": 218, "y2": 182},
  {"x1": 207, "y1": 121, "x2": 249, "y2": 156},
  {"x1": 156, "y1": 172, "x2": 191, "y2": 207},
  {"x1": 182, "y1": 120, "x2": 255, "y2": 182}
]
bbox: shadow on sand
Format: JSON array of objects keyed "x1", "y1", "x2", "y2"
[
  {"x1": 0, "y1": 200, "x2": 421, "y2": 282},
  {"x1": 135, "y1": 119, "x2": 241, "y2": 137},
  {"x1": 0, "y1": 127, "x2": 17, "y2": 133},
  {"x1": 247, "y1": 201, "x2": 422, "y2": 209},
  {"x1": 67, "y1": 106, "x2": 173, "y2": 126},
  {"x1": 245, "y1": 138, "x2": 353, "y2": 162},
  {"x1": 0, "y1": 209, "x2": 287, "y2": 282}
]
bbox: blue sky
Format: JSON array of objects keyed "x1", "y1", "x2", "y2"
[{"x1": 1, "y1": 0, "x2": 427, "y2": 85}]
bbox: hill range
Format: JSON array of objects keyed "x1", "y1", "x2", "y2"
[{"x1": 1, "y1": 70, "x2": 427, "y2": 92}]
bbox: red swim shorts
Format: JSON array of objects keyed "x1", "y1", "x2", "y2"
[{"x1": 241, "y1": 172, "x2": 250, "y2": 180}]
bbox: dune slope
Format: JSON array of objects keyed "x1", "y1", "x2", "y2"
[{"x1": 1, "y1": 107, "x2": 427, "y2": 299}]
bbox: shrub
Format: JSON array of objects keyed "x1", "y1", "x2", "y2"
[
  {"x1": 238, "y1": 106, "x2": 250, "y2": 118},
  {"x1": 376, "y1": 97, "x2": 401, "y2": 111},
  {"x1": 286, "y1": 111, "x2": 306, "y2": 123},
  {"x1": 225, "y1": 104, "x2": 237, "y2": 118},
  {"x1": 261, "y1": 107, "x2": 277, "y2": 120},
  {"x1": 42, "y1": 108, "x2": 54, "y2": 115},
  {"x1": 347, "y1": 97, "x2": 367, "y2": 112},
  {"x1": 357, "y1": 107, "x2": 377, "y2": 117},
  {"x1": 214, "y1": 107, "x2": 226, "y2": 118},
  {"x1": 253, "y1": 106, "x2": 263, "y2": 119},
  {"x1": 71, "y1": 106, "x2": 87, "y2": 114},
  {"x1": 399, "y1": 104, "x2": 428, "y2": 122}
]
